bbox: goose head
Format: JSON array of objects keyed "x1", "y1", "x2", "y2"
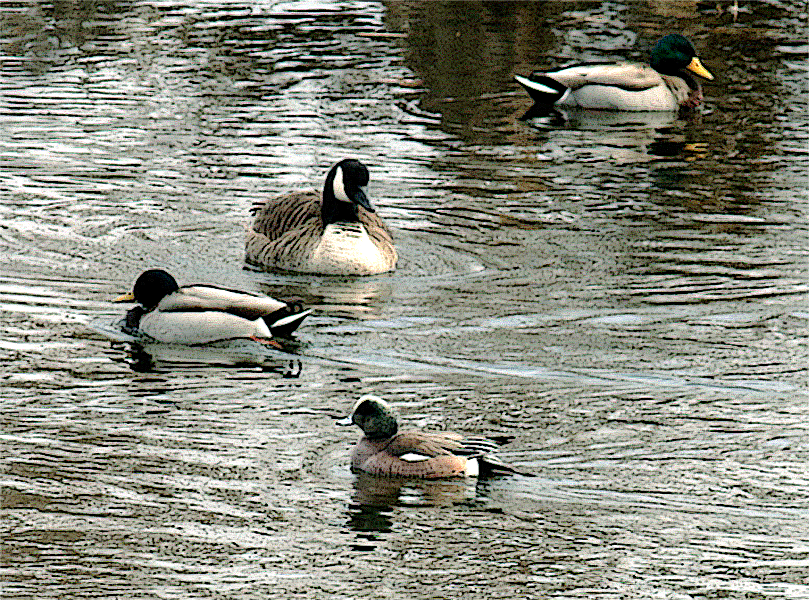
[{"x1": 321, "y1": 159, "x2": 374, "y2": 225}]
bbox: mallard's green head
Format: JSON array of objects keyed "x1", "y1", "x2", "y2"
[
  {"x1": 650, "y1": 34, "x2": 714, "y2": 81},
  {"x1": 115, "y1": 269, "x2": 179, "y2": 310}
]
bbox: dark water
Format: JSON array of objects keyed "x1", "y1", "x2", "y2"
[{"x1": 2, "y1": 1, "x2": 807, "y2": 598}]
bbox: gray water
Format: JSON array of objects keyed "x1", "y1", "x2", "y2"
[{"x1": 1, "y1": 1, "x2": 807, "y2": 598}]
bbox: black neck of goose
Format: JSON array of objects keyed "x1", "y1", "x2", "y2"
[{"x1": 321, "y1": 174, "x2": 360, "y2": 226}]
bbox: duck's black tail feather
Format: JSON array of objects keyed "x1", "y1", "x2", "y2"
[
  {"x1": 461, "y1": 435, "x2": 534, "y2": 477},
  {"x1": 515, "y1": 74, "x2": 567, "y2": 104},
  {"x1": 263, "y1": 301, "x2": 312, "y2": 337},
  {"x1": 478, "y1": 456, "x2": 534, "y2": 477}
]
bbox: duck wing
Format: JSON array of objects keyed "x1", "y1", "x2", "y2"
[
  {"x1": 158, "y1": 286, "x2": 289, "y2": 320},
  {"x1": 546, "y1": 63, "x2": 662, "y2": 91},
  {"x1": 378, "y1": 431, "x2": 526, "y2": 477},
  {"x1": 385, "y1": 430, "x2": 469, "y2": 458}
]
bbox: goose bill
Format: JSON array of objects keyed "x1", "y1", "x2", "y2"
[{"x1": 352, "y1": 187, "x2": 374, "y2": 212}]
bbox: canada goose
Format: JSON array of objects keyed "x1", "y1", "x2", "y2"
[
  {"x1": 114, "y1": 269, "x2": 311, "y2": 344},
  {"x1": 337, "y1": 395, "x2": 525, "y2": 478},
  {"x1": 515, "y1": 34, "x2": 714, "y2": 111},
  {"x1": 245, "y1": 159, "x2": 397, "y2": 276}
]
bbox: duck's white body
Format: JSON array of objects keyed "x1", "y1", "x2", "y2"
[
  {"x1": 137, "y1": 285, "x2": 285, "y2": 344},
  {"x1": 116, "y1": 272, "x2": 310, "y2": 345},
  {"x1": 138, "y1": 307, "x2": 273, "y2": 345},
  {"x1": 515, "y1": 64, "x2": 694, "y2": 111}
]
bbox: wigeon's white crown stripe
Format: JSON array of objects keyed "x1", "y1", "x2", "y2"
[
  {"x1": 464, "y1": 457, "x2": 479, "y2": 477},
  {"x1": 349, "y1": 394, "x2": 387, "y2": 415}
]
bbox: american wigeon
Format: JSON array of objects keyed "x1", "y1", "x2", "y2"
[
  {"x1": 515, "y1": 34, "x2": 714, "y2": 111},
  {"x1": 114, "y1": 269, "x2": 310, "y2": 344},
  {"x1": 337, "y1": 395, "x2": 523, "y2": 479}
]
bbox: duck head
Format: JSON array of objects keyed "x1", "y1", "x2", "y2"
[
  {"x1": 115, "y1": 269, "x2": 179, "y2": 310},
  {"x1": 337, "y1": 394, "x2": 399, "y2": 440},
  {"x1": 322, "y1": 159, "x2": 374, "y2": 225},
  {"x1": 650, "y1": 34, "x2": 714, "y2": 81}
]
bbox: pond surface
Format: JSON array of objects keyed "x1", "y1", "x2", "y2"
[{"x1": 1, "y1": 1, "x2": 807, "y2": 598}]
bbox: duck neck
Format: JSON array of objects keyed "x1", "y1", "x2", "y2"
[
  {"x1": 679, "y1": 71, "x2": 698, "y2": 91},
  {"x1": 123, "y1": 306, "x2": 146, "y2": 335},
  {"x1": 651, "y1": 56, "x2": 699, "y2": 91},
  {"x1": 364, "y1": 418, "x2": 398, "y2": 441}
]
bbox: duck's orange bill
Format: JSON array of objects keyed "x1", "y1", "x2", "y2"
[
  {"x1": 687, "y1": 57, "x2": 714, "y2": 80},
  {"x1": 114, "y1": 292, "x2": 135, "y2": 302}
]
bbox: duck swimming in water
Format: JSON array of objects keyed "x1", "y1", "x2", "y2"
[
  {"x1": 515, "y1": 34, "x2": 714, "y2": 111},
  {"x1": 114, "y1": 269, "x2": 310, "y2": 344},
  {"x1": 337, "y1": 395, "x2": 525, "y2": 479}
]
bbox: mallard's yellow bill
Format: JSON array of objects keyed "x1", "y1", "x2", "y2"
[
  {"x1": 114, "y1": 292, "x2": 135, "y2": 303},
  {"x1": 686, "y1": 57, "x2": 714, "y2": 81}
]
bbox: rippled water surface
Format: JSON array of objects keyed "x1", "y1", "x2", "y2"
[{"x1": 2, "y1": 1, "x2": 808, "y2": 598}]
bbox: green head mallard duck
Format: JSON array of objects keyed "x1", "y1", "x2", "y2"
[
  {"x1": 114, "y1": 269, "x2": 310, "y2": 344},
  {"x1": 245, "y1": 159, "x2": 397, "y2": 276},
  {"x1": 515, "y1": 34, "x2": 714, "y2": 111}
]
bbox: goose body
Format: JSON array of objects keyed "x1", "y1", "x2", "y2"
[
  {"x1": 114, "y1": 269, "x2": 310, "y2": 345},
  {"x1": 245, "y1": 159, "x2": 397, "y2": 276},
  {"x1": 516, "y1": 34, "x2": 714, "y2": 111},
  {"x1": 337, "y1": 395, "x2": 523, "y2": 479}
]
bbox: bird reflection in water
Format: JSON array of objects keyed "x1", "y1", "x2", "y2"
[
  {"x1": 112, "y1": 340, "x2": 304, "y2": 377},
  {"x1": 345, "y1": 472, "x2": 481, "y2": 549}
]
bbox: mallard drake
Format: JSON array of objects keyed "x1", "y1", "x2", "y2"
[
  {"x1": 337, "y1": 395, "x2": 524, "y2": 478},
  {"x1": 245, "y1": 159, "x2": 397, "y2": 276},
  {"x1": 113, "y1": 269, "x2": 311, "y2": 344},
  {"x1": 515, "y1": 34, "x2": 714, "y2": 111}
]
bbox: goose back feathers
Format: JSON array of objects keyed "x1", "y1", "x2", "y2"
[{"x1": 245, "y1": 159, "x2": 397, "y2": 276}]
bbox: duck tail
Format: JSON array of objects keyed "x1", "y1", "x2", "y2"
[
  {"x1": 263, "y1": 301, "x2": 312, "y2": 337},
  {"x1": 478, "y1": 455, "x2": 534, "y2": 478},
  {"x1": 514, "y1": 74, "x2": 567, "y2": 104},
  {"x1": 461, "y1": 436, "x2": 533, "y2": 477}
]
